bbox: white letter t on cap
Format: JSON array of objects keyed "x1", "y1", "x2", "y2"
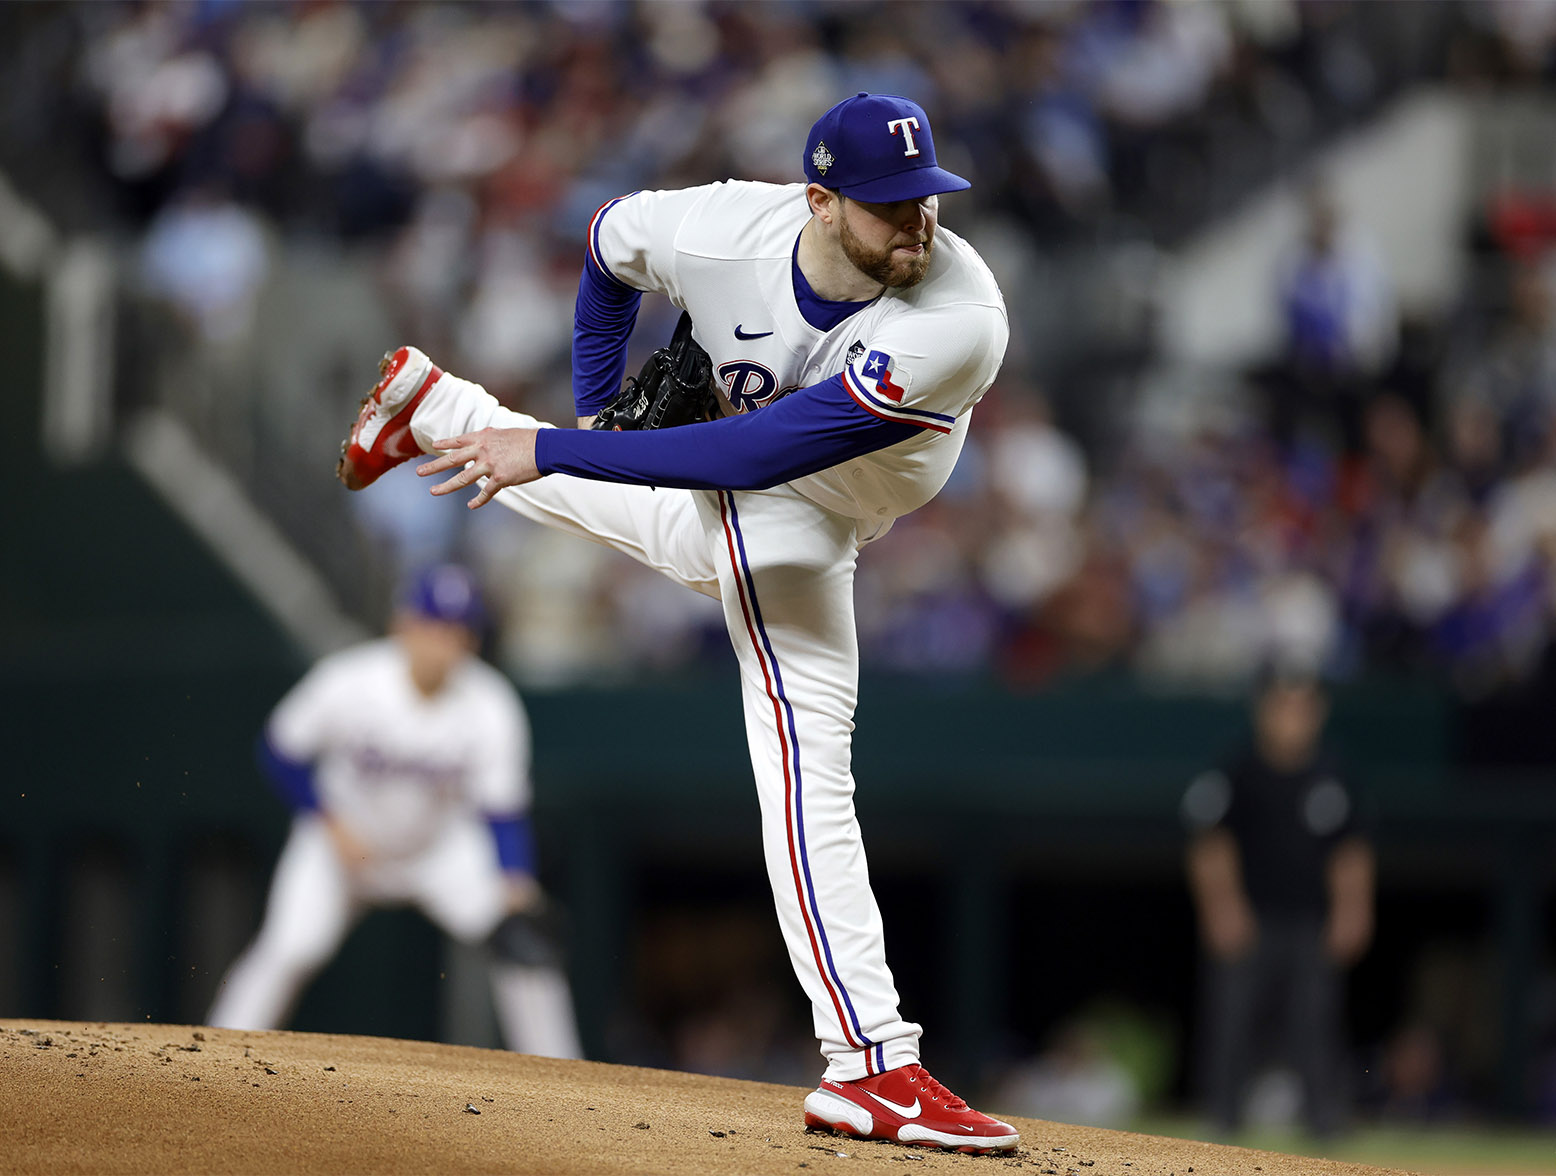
[{"x1": 887, "y1": 117, "x2": 921, "y2": 157}]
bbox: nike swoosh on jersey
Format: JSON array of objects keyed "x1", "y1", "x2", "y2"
[
  {"x1": 734, "y1": 325, "x2": 774, "y2": 340},
  {"x1": 860, "y1": 1090, "x2": 921, "y2": 1119}
]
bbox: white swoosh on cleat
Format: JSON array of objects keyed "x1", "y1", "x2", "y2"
[{"x1": 860, "y1": 1091, "x2": 921, "y2": 1119}]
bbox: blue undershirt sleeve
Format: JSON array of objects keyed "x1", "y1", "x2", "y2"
[
  {"x1": 256, "y1": 731, "x2": 319, "y2": 812},
  {"x1": 485, "y1": 813, "x2": 536, "y2": 875},
  {"x1": 572, "y1": 252, "x2": 642, "y2": 417},
  {"x1": 534, "y1": 374, "x2": 921, "y2": 490}
]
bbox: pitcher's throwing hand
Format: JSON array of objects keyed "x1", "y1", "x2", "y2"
[{"x1": 417, "y1": 428, "x2": 542, "y2": 509}]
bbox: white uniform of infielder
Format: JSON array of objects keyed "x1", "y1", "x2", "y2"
[
  {"x1": 339, "y1": 94, "x2": 1017, "y2": 1151},
  {"x1": 208, "y1": 566, "x2": 581, "y2": 1060}
]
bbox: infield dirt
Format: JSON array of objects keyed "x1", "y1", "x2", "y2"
[{"x1": 1, "y1": 1021, "x2": 1414, "y2": 1176}]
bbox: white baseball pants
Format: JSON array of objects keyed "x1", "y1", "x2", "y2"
[
  {"x1": 207, "y1": 814, "x2": 582, "y2": 1060},
  {"x1": 411, "y1": 377, "x2": 922, "y2": 1080}
]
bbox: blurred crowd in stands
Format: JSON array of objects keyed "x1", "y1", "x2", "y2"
[{"x1": 13, "y1": 0, "x2": 1556, "y2": 701}]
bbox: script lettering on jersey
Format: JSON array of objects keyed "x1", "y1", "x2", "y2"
[
  {"x1": 349, "y1": 743, "x2": 464, "y2": 799},
  {"x1": 718, "y1": 360, "x2": 781, "y2": 413},
  {"x1": 886, "y1": 117, "x2": 922, "y2": 157}
]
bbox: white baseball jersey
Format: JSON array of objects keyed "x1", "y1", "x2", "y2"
[
  {"x1": 266, "y1": 638, "x2": 530, "y2": 858},
  {"x1": 589, "y1": 181, "x2": 1009, "y2": 523}
]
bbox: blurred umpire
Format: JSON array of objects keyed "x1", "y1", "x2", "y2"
[{"x1": 1182, "y1": 668, "x2": 1375, "y2": 1137}]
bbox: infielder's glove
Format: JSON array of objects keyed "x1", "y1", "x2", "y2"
[
  {"x1": 591, "y1": 311, "x2": 717, "y2": 431},
  {"x1": 487, "y1": 906, "x2": 565, "y2": 969}
]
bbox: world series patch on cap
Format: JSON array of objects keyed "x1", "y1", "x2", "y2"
[{"x1": 803, "y1": 93, "x2": 970, "y2": 203}]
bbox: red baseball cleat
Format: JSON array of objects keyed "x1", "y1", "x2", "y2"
[
  {"x1": 803, "y1": 1063, "x2": 1019, "y2": 1154},
  {"x1": 336, "y1": 346, "x2": 443, "y2": 490}
]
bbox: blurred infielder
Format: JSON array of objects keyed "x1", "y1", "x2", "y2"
[
  {"x1": 208, "y1": 565, "x2": 581, "y2": 1060},
  {"x1": 338, "y1": 94, "x2": 1014, "y2": 1151}
]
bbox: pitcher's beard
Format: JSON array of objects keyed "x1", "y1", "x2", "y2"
[{"x1": 840, "y1": 217, "x2": 934, "y2": 289}]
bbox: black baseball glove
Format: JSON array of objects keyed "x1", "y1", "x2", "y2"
[
  {"x1": 591, "y1": 311, "x2": 717, "y2": 431},
  {"x1": 488, "y1": 905, "x2": 565, "y2": 969}
]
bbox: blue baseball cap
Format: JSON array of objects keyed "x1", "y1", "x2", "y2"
[
  {"x1": 803, "y1": 93, "x2": 970, "y2": 203},
  {"x1": 401, "y1": 564, "x2": 486, "y2": 631}
]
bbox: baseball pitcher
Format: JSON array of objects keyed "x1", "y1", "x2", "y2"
[{"x1": 338, "y1": 94, "x2": 1014, "y2": 1151}]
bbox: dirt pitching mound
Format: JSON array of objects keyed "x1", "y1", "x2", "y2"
[{"x1": 2, "y1": 1022, "x2": 1412, "y2": 1176}]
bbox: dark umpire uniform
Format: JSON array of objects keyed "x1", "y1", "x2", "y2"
[{"x1": 1182, "y1": 709, "x2": 1374, "y2": 1137}]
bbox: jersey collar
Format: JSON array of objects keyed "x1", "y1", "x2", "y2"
[{"x1": 791, "y1": 231, "x2": 880, "y2": 332}]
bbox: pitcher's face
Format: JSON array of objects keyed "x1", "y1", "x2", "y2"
[{"x1": 837, "y1": 194, "x2": 938, "y2": 289}]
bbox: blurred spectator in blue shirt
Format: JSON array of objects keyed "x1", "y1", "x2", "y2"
[{"x1": 1270, "y1": 185, "x2": 1397, "y2": 453}]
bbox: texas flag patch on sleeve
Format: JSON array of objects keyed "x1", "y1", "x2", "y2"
[
  {"x1": 861, "y1": 350, "x2": 906, "y2": 400},
  {"x1": 842, "y1": 348, "x2": 954, "y2": 433}
]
